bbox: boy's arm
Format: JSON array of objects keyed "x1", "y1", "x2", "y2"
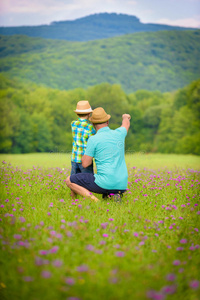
[{"x1": 82, "y1": 155, "x2": 93, "y2": 168}]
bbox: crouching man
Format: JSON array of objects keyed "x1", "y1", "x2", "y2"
[{"x1": 66, "y1": 107, "x2": 131, "y2": 202}]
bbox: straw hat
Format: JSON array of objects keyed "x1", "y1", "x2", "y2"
[
  {"x1": 89, "y1": 107, "x2": 111, "y2": 124},
  {"x1": 74, "y1": 100, "x2": 93, "y2": 114}
]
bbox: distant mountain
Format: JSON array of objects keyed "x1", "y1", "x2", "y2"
[
  {"x1": 0, "y1": 30, "x2": 199, "y2": 93},
  {"x1": 0, "y1": 13, "x2": 196, "y2": 41}
]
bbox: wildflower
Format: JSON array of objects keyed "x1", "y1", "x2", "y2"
[
  {"x1": 52, "y1": 259, "x2": 63, "y2": 267},
  {"x1": 49, "y1": 246, "x2": 59, "y2": 253},
  {"x1": 14, "y1": 234, "x2": 22, "y2": 240},
  {"x1": 180, "y1": 239, "x2": 187, "y2": 244},
  {"x1": 166, "y1": 274, "x2": 176, "y2": 281},
  {"x1": 103, "y1": 234, "x2": 108, "y2": 237},
  {"x1": 115, "y1": 251, "x2": 125, "y2": 257},
  {"x1": 173, "y1": 260, "x2": 181, "y2": 266},
  {"x1": 39, "y1": 250, "x2": 48, "y2": 255},
  {"x1": 189, "y1": 280, "x2": 199, "y2": 289},
  {"x1": 162, "y1": 285, "x2": 177, "y2": 295},
  {"x1": 41, "y1": 270, "x2": 51, "y2": 278},
  {"x1": 65, "y1": 277, "x2": 75, "y2": 285},
  {"x1": 177, "y1": 247, "x2": 184, "y2": 251},
  {"x1": 86, "y1": 245, "x2": 94, "y2": 251},
  {"x1": 99, "y1": 240, "x2": 106, "y2": 245},
  {"x1": 101, "y1": 222, "x2": 108, "y2": 229},
  {"x1": 77, "y1": 265, "x2": 88, "y2": 272},
  {"x1": 146, "y1": 290, "x2": 165, "y2": 300},
  {"x1": 139, "y1": 241, "x2": 145, "y2": 246},
  {"x1": 23, "y1": 276, "x2": 34, "y2": 282}
]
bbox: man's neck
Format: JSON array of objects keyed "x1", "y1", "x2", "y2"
[{"x1": 95, "y1": 124, "x2": 108, "y2": 132}]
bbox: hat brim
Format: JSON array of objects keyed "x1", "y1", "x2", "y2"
[
  {"x1": 89, "y1": 114, "x2": 111, "y2": 124},
  {"x1": 74, "y1": 108, "x2": 93, "y2": 114}
]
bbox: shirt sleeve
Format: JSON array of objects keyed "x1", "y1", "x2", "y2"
[
  {"x1": 91, "y1": 126, "x2": 96, "y2": 135},
  {"x1": 115, "y1": 127, "x2": 127, "y2": 139},
  {"x1": 85, "y1": 136, "x2": 95, "y2": 157}
]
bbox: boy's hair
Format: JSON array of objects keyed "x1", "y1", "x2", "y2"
[{"x1": 76, "y1": 113, "x2": 90, "y2": 118}]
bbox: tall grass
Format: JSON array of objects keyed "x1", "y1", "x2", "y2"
[{"x1": 0, "y1": 154, "x2": 199, "y2": 300}]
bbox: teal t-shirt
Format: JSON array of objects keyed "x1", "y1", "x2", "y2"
[{"x1": 85, "y1": 126, "x2": 128, "y2": 190}]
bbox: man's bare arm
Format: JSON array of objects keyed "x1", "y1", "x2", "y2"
[
  {"x1": 82, "y1": 155, "x2": 93, "y2": 168},
  {"x1": 121, "y1": 114, "x2": 131, "y2": 132}
]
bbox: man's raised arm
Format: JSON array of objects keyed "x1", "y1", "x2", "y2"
[{"x1": 121, "y1": 114, "x2": 131, "y2": 132}]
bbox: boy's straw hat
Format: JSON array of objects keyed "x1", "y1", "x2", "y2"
[
  {"x1": 89, "y1": 107, "x2": 111, "y2": 124},
  {"x1": 74, "y1": 100, "x2": 93, "y2": 114}
]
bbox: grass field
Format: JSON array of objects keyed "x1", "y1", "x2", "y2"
[
  {"x1": 1, "y1": 153, "x2": 200, "y2": 169},
  {"x1": 0, "y1": 153, "x2": 200, "y2": 300}
]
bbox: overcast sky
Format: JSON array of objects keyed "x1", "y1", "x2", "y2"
[{"x1": 0, "y1": 0, "x2": 200, "y2": 28}]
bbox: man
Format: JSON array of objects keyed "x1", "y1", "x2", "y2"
[{"x1": 66, "y1": 107, "x2": 131, "y2": 202}]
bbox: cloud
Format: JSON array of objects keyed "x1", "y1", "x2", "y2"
[
  {"x1": 0, "y1": 0, "x2": 80, "y2": 14},
  {"x1": 127, "y1": 1, "x2": 137, "y2": 5},
  {"x1": 154, "y1": 17, "x2": 200, "y2": 28}
]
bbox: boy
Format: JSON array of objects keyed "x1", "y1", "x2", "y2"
[{"x1": 71, "y1": 100, "x2": 96, "y2": 175}]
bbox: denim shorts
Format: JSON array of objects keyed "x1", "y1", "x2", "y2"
[
  {"x1": 71, "y1": 161, "x2": 93, "y2": 175},
  {"x1": 70, "y1": 173, "x2": 126, "y2": 195}
]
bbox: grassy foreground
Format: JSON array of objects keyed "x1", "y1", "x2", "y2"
[{"x1": 0, "y1": 153, "x2": 200, "y2": 300}]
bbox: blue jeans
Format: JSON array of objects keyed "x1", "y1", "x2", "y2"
[{"x1": 71, "y1": 161, "x2": 94, "y2": 175}]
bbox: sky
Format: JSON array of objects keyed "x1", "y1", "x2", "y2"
[{"x1": 0, "y1": 0, "x2": 200, "y2": 28}]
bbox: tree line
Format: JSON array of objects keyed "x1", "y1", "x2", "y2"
[
  {"x1": 0, "y1": 75, "x2": 199, "y2": 155},
  {"x1": 0, "y1": 30, "x2": 200, "y2": 94}
]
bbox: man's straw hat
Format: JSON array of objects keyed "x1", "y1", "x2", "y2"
[
  {"x1": 74, "y1": 100, "x2": 93, "y2": 114},
  {"x1": 89, "y1": 107, "x2": 111, "y2": 124}
]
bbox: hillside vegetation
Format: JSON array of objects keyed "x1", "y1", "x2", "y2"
[
  {"x1": 0, "y1": 13, "x2": 194, "y2": 42},
  {"x1": 0, "y1": 74, "x2": 199, "y2": 155},
  {"x1": 0, "y1": 30, "x2": 200, "y2": 93}
]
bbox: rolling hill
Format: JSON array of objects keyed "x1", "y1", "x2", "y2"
[
  {"x1": 0, "y1": 13, "x2": 195, "y2": 42},
  {"x1": 0, "y1": 30, "x2": 200, "y2": 93}
]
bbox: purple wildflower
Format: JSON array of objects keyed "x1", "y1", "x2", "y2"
[
  {"x1": 23, "y1": 276, "x2": 34, "y2": 282},
  {"x1": 189, "y1": 280, "x2": 199, "y2": 290},
  {"x1": 166, "y1": 273, "x2": 176, "y2": 281},
  {"x1": 115, "y1": 251, "x2": 125, "y2": 257},
  {"x1": 180, "y1": 239, "x2": 187, "y2": 244},
  {"x1": 65, "y1": 277, "x2": 75, "y2": 285},
  {"x1": 41, "y1": 270, "x2": 51, "y2": 278},
  {"x1": 77, "y1": 264, "x2": 88, "y2": 272},
  {"x1": 173, "y1": 260, "x2": 181, "y2": 266},
  {"x1": 52, "y1": 259, "x2": 63, "y2": 267}
]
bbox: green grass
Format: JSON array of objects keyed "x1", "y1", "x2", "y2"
[
  {"x1": 0, "y1": 154, "x2": 200, "y2": 300},
  {"x1": 1, "y1": 153, "x2": 200, "y2": 169}
]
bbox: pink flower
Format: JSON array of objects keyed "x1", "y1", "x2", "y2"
[
  {"x1": 180, "y1": 239, "x2": 187, "y2": 244},
  {"x1": 166, "y1": 273, "x2": 176, "y2": 281},
  {"x1": 173, "y1": 260, "x2": 181, "y2": 266},
  {"x1": 41, "y1": 270, "x2": 51, "y2": 278},
  {"x1": 23, "y1": 276, "x2": 34, "y2": 282},
  {"x1": 14, "y1": 234, "x2": 22, "y2": 239},
  {"x1": 103, "y1": 234, "x2": 108, "y2": 237},
  {"x1": 115, "y1": 251, "x2": 125, "y2": 257},
  {"x1": 77, "y1": 265, "x2": 88, "y2": 272},
  {"x1": 189, "y1": 280, "x2": 199, "y2": 289},
  {"x1": 65, "y1": 277, "x2": 75, "y2": 285}
]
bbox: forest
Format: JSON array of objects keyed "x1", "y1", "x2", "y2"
[
  {"x1": 0, "y1": 30, "x2": 200, "y2": 93},
  {"x1": 0, "y1": 74, "x2": 199, "y2": 155}
]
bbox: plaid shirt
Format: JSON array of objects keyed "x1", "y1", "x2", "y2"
[{"x1": 71, "y1": 118, "x2": 96, "y2": 163}]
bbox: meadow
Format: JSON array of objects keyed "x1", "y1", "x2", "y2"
[{"x1": 0, "y1": 153, "x2": 200, "y2": 300}]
